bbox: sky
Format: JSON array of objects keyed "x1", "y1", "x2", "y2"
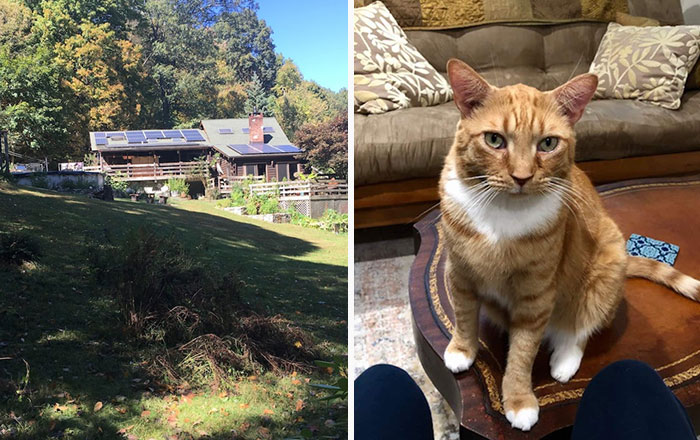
[{"x1": 256, "y1": 1, "x2": 348, "y2": 92}]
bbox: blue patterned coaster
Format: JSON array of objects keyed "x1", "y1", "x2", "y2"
[{"x1": 626, "y1": 234, "x2": 679, "y2": 266}]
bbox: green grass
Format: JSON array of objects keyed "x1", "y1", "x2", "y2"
[{"x1": 0, "y1": 183, "x2": 348, "y2": 439}]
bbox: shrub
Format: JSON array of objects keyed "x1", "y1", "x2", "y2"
[
  {"x1": 230, "y1": 185, "x2": 246, "y2": 206},
  {"x1": 287, "y1": 208, "x2": 347, "y2": 233},
  {"x1": 0, "y1": 232, "x2": 41, "y2": 265},
  {"x1": 215, "y1": 186, "x2": 247, "y2": 209},
  {"x1": 29, "y1": 174, "x2": 49, "y2": 189},
  {"x1": 245, "y1": 192, "x2": 279, "y2": 215},
  {"x1": 245, "y1": 196, "x2": 260, "y2": 215},
  {"x1": 167, "y1": 178, "x2": 189, "y2": 195},
  {"x1": 106, "y1": 173, "x2": 129, "y2": 196},
  {"x1": 259, "y1": 195, "x2": 279, "y2": 214},
  {"x1": 205, "y1": 186, "x2": 220, "y2": 200},
  {"x1": 319, "y1": 209, "x2": 348, "y2": 233},
  {"x1": 59, "y1": 177, "x2": 92, "y2": 191},
  {"x1": 83, "y1": 153, "x2": 99, "y2": 167}
]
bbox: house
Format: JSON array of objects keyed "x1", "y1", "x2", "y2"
[{"x1": 85, "y1": 113, "x2": 303, "y2": 193}]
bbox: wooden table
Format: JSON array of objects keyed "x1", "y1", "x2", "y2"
[{"x1": 409, "y1": 175, "x2": 700, "y2": 439}]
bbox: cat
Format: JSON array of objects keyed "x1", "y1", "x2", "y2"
[{"x1": 439, "y1": 58, "x2": 700, "y2": 432}]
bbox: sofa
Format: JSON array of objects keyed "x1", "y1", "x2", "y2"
[{"x1": 355, "y1": 0, "x2": 700, "y2": 228}]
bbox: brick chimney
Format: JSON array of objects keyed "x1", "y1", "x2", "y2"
[{"x1": 248, "y1": 112, "x2": 263, "y2": 144}]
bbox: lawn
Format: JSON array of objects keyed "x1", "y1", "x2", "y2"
[{"x1": 0, "y1": 182, "x2": 348, "y2": 439}]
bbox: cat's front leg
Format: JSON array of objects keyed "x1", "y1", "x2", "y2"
[
  {"x1": 444, "y1": 258, "x2": 480, "y2": 373},
  {"x1": 502, "y1": 306, "x2": 552, "y2": 431}
]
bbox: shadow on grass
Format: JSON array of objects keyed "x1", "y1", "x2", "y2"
[{"x1": 0, "y1": 184, "x2": 348, "y2": 439}]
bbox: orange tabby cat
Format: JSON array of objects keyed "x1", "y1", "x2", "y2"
[{"x1": 439, "y1": 59, "x2": 700, "y2": 431}]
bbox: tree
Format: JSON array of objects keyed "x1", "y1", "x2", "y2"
[
  {"x1": 0, "y1": 0, "x2": 32, "y2": 52},
  {"x1": 54, "y1": 22, "x2": 146, "y2": 135},
  {"x1": 0, "y1": 45, "x2": 68, "y2": 158},
  {"x1": 244, "y1": 73, "x2": 271, "y2": 115},
  {"x1": 295, "y1": 113, "x2": 348, "y2": 179},
  {"x1": 269, "y1": 60, "x2": 346, "y2": 140},
  {"x1": 215, "y1": 6, "x2": 280, "y2": 91}
]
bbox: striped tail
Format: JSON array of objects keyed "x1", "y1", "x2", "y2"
[{"x1": 627, "y1": 256, "x2": 700, "y2": 302}]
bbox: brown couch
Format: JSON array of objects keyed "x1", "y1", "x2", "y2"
[{"x1": 355, "y1": 0, "x2": 700, "y2": 228}]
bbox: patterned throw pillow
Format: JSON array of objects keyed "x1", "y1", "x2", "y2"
[
  {"x1": 589, "y1": 23, "x2": 700, "y2": 109},
  {"x1": 354, "y1": 1, "x2": 452, "y2": 115}
]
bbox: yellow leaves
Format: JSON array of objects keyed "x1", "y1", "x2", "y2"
[
  {"x1": 93, "y1": 401, "x2": 103, "y2": 412},
  {"x1": 295, "y1": 399, "x2": 304, "y2": 412},
  {"x1": 239, "y1": 403, "x2": 250, "y2": 409},
  {"x1": 140, "y1": 410, "x2": 151, "y2": 418},
  {"x1": 291, "y1": 379, "x2": 301, "y2": 385},
  {"x1": 262, "y1": 408, "x2": 274, "y2": 415},
  {"x1": 294, "y1": 341, "x2": 302, "y2": 348}
]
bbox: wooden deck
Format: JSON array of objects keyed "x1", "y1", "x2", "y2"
[{"x1": 84, "y1": 162, "x2": 201, "y2": 181}]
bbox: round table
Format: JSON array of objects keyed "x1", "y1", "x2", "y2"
[{"x1": 409, "y1": 175, "x2": 700, "y2": 439}]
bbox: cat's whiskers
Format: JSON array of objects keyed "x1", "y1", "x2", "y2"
[
  {"x1": 542, "y1": 185, "x2": 582, "y2": 228},
  {"x1": 548, "y1": 177, "x2": 595, "y2": 212}
]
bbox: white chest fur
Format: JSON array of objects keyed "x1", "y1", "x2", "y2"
[{"x1": 444, "y1": 171, "x2": 563, "y2": 243}]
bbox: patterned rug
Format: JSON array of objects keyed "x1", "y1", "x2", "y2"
[{"x1": 354, "y1": 240, "x2": 459, "y2": 440}]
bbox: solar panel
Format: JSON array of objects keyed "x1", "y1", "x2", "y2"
[
  {"x1": 144, "y1": 130, "x2": 165, "y2": 139},
  {"x1": 125, "y1": 131, "x2": 147, "y2": 143},
  {"x1": 241, "y1": 128, "x2": 250, "y2": 134},
  {"x1": 218, "y1": 128, "x2": 233, "y2": 134},
  {"x1": 95, "y1": 138, "x2": 107, "y2": 146},
  {"x1": 163, "y1": 130, "x2": 183, "y2": 139},
  {"x1": 262, "y1": 126, "x2": 274, "y2": 133},
  {"x1": 275, "y1": 145, "x2": 302, "y2": 153},
  {"x1": 106, "y1": 132, "x2": 125, "y2": 138},
  {"x1": 94, "y1": 132, "x2": 106, "y2": 138},
  {"x1": 181, "y1": 129, "x2": 205, "y2": 142},
  {"x1": 229, "y1": 144, "x2": 263, "y2": 155},
  {"x1": 259, "y1": 145, "x2": 282, "y2": 153}
]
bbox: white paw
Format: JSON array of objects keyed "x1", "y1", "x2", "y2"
[
  {"x1": 549, "y1": 346, "x2": 583, "y2": 383},
  {"x1": 443, "y1": 349, "x2": 474, "y2": 373},
  {"x1": 505, "y1": 407, "x2": 539, "y2": 431}
]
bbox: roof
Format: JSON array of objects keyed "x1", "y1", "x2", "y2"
[
  {"x1": 89, "y1": 117, "x2": 301, "y2": 159},
  {"x1": 89, "y1": 129, "x2": 209, "y2": 152},
  {"x1": 200, "y1": 117, "x2": 292, "y2": 147}
]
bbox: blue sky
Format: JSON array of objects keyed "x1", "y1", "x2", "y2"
[{"x1": 257, "y1": 1, "x2": 348, "y2": 92}]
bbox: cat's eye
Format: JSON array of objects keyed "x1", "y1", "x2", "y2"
[
  {"x1": 537, "y1": 136, "x2": 559, "y2": 152},
  {"x1": 484, "y1": 132, "x2": 505, "y2": 149}
]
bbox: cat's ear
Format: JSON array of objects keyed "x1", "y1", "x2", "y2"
[
  {"x1": 550, "y1": 73, "x2": 598, "y2": 125},
  {"x1": 447, "y1": 59, "x2": 491, "y2": 118}
]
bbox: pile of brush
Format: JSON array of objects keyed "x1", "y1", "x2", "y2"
[{"x1": 88, "y1": 228, "x2": 318, "y2": 389}]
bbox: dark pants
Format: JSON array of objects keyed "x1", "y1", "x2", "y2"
[
  {"x1": 354, "y1": 364, "x2": 434, "y2": 440},
  {"x1": 355, "y1": 360, "x2": 697, "y2": 440},
  {"x1": 572, "y1": 359, "x2": 696, "y2": 440}
]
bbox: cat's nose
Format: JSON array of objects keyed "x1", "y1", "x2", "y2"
[{"x1": 511, "y1": 174, "x2": 533, "y2": 187}]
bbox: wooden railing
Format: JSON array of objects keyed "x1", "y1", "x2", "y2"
[
  {"x1": 84, "y1": 162, "x2": 202, "y2": 181},
  {"x1": 217, "y1": 175, "x2": 265, "y2": 193},
  {"x1": 248, "y1": 180, "x2": 348, "y2": 200}
]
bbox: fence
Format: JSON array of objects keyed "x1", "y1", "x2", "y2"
[
  {"x1": 248, "y1": 180, "x2": 348, "y2": 200},
  {"x1": 216, "y1": 175, "x2": 265, "y2": 193}
]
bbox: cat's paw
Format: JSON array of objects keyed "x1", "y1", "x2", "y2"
[
  {"x1": 505, "y1": 407, "x2": 539, "y2": 431},
  {"x1": 443, "y1": 345, "x2": 474, "y2": 373},
  {"x1": 549, "y1": 345, "x2": 583, "y2": 383},
  {"x1": 504, "y1": 394, "x2": 539, "y2": 431}
]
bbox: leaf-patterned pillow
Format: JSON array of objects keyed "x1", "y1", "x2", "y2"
[
  {"x1": 354, "y1": 1, "x2": 452, "y2": 114},
  {"x1": 589, "y1": 23, "x2": 700, "y2": 109}
]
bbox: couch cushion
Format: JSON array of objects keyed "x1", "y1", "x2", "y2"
[
  {"x1": 405, "y1": 23, "x2": 608, "y2": 92},
  {"x1": 355, "y1": 91, "x2": 700, "y2": 185}
]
